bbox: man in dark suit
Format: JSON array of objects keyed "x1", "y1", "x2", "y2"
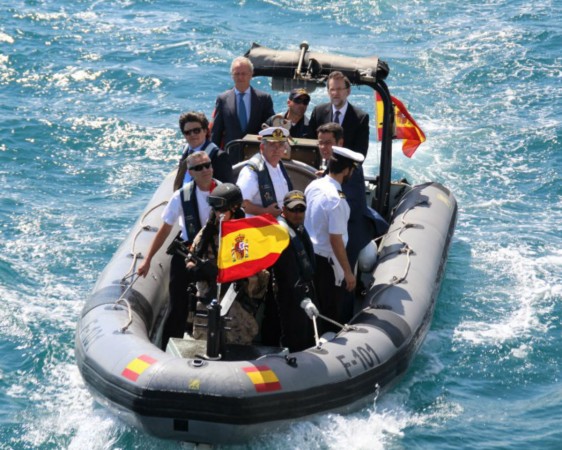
[
  {"x1": 307, "y1": 71, "x2": 370, "y2": 156},
  {"x1": 211, "y1": 56, "x2": 275, "y2": 165}
]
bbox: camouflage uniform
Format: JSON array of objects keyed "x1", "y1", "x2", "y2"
[{"x1": 189, "y1": 222, "x2": 269, "y2": 345}]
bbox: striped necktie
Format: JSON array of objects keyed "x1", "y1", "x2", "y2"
[{"x1": 334, "y1": 110, "x2": 341, "y2": 125}]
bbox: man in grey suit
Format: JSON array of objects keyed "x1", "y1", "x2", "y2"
[
  {"x1": 307, "y1": 71, "x2": 370, "y2": 156},
  {"x1": 211, "y1": 56, "x2": 275, "y2": 165}
]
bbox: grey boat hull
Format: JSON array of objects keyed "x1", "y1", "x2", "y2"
[{"x1": 75, "y1": 170, "x2": 457, "y2": 445}]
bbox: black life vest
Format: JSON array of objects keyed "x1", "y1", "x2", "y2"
[
  {"x1": 180, "y1": 140, "x2": 220, "y2": 162},
  {"x1": 246, "y1": 153, "x2": 293, "y2": 207},
  {"x1": 277, "y1": 216, "x2": 315, "y2": 281},
  {"x1": 179, "y1": 179, "x2": 220, "y2": 243}
]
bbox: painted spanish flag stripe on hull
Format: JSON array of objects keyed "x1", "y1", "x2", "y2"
[
  {"x1": 243, "y1": 365, "x2": 282, "y2": 393},
  {"x1": 217, "y1": 214, "x2": 289, "y2": 283},
  {"x1": 121, "y1": 354, "x2": 157, "y2": 382}
]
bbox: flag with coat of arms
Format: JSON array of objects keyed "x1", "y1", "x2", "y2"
[{"x1": 217, "y1": 214, "x2": 289, "y2": 283}]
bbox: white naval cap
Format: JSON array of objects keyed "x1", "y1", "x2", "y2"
[
  {"x1": 259, "y1": 126, "x2": 290, "y2": 141},
  {"x1": 331, "y1": 146, "x2": 365, "y2": 164}
]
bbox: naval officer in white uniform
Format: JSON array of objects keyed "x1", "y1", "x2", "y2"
[
  {"x1": 304, "y1": 146, "x2": 364, "y2": 333},
  {"x1": 236, "y1": 126, "x2": 293, "y2": 218}
]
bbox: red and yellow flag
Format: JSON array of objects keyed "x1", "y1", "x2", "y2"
[
  {"x1": 217, "y1": 214, "x2": 289, "y2": 283},
  {"x1": 375, "y1": 93, "x2": 426, "y2": 158}
]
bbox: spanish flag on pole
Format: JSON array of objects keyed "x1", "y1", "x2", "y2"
[
  {"x1": 217, "y1": 214, "x2": 290, "y2": 283},
  {"x1": 375, "y1": 92, "x2": 426, "y2": 158}
]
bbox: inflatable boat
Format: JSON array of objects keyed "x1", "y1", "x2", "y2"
[{"x1": 75, "y1": 43, "x2": 457, "y2": 445}]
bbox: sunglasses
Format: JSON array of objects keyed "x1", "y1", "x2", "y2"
[
  {"x1": 188, "y1": 162, "x2": 211, "y2": 171},
  {"x1": 287, "y1": 205, "x2": 306, "y2": 213},
  {"x1": 292, "y1": 97, "x2": 310, "y2": 105},
  {"x1": 183, "y1": 127, "x2": 203, "y2": 136}
]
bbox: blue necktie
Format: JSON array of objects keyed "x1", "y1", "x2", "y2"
[
  {"x1": 238, "y1": 92, "x2": 248, "y2": 132},
  {"x1": 334, "y1": 110, "x2": 341, "y2": 125}
]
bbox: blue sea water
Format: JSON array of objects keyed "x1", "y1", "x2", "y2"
[{"x1": 1, "y1": 0, "x2": 561, "y2": 448}]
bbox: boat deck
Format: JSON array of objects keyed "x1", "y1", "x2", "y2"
[{"x1": 167, "y1": 336, "x2": 289, "y2": 361}]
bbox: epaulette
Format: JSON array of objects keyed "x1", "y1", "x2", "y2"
[
  {"x1": 245, "y1": 154, "x2": 263, "y2": 172},
  {"x1": 338, "y1": 190, "x2": 346, "y2": 199}
]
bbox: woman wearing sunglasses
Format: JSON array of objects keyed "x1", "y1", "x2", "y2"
[{"x1": 173, "y1": 111, "x2": 233, "y2": 190}]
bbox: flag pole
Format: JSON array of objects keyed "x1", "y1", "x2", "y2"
[
  {"x1": 373, "y1": 80, "x2": 394, "y2": 220},
  {"x1": 216, "y1": 212, "x2": 225, "y2": 301}
]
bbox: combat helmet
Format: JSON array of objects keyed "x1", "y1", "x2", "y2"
[{"x1": 207, "y1": 183, "x2": 243, "y2": 212}]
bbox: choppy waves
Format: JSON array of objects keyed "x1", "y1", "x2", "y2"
[{"x1": 1, "y1": 0, "x2": 561, "y2": 448}]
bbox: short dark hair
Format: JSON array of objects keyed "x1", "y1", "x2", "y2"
[
  {"x1": 327, "y1": 71, "x2": 351, "y2": 89},
  {"x1": 328, "y1": 148, "x2": 358, "y2": 174},
  {"x1": 317, "y1": 122, "x2": 344, "y2": 142},
  {"x1": 328, "y1": 157, "x2": 354, "y2": 174},
  {"x1": 179, "y1": 111, "x2": 209, "y2": 133}
]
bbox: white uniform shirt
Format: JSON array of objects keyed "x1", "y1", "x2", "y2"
[
  {"x1": 304, "y1": 175, "x2": 350, "y2": 257},
  {"x1": 162, "y1": 185, "x2": 211, "y2": 241},
  {"x1": 195, "y1": 188, "x2": 212, "y2": 227},
  {"x1": 237, "y1": 159, "x2": 289, "y2": 217}
]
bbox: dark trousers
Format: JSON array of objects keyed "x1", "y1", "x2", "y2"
[
  {"x1": 161, "y1": 253, "x2": 191, "y2": 349},
  {"x1": 313, "y1": 255, "x2": 346, "y2": 334},
  {"x1": 261, "y1": 281, "x2": 315, "y2": 352}
]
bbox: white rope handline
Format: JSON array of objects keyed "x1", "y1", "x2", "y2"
[
  {"x1": 360, "y1": 201, "x2": 421, "y2": 312},
  {"x1": 118, "y1": 200, "x2": 168, "y2": 282},
  {"x1": 393, "y1": 206, "x2": 415, "y2": 284},
  {"x1": 121, "y1": 250, "x2": 143, "y2": 286},
  {"x1": 113, "y1": 274, "x2": 140, "y2": 333},
  {"x1": 112, "y1": 200, "x2": 168, "y2": 333},
  {"x1": 130, "y1": 200, "x2": 169, "y2": 255}
]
